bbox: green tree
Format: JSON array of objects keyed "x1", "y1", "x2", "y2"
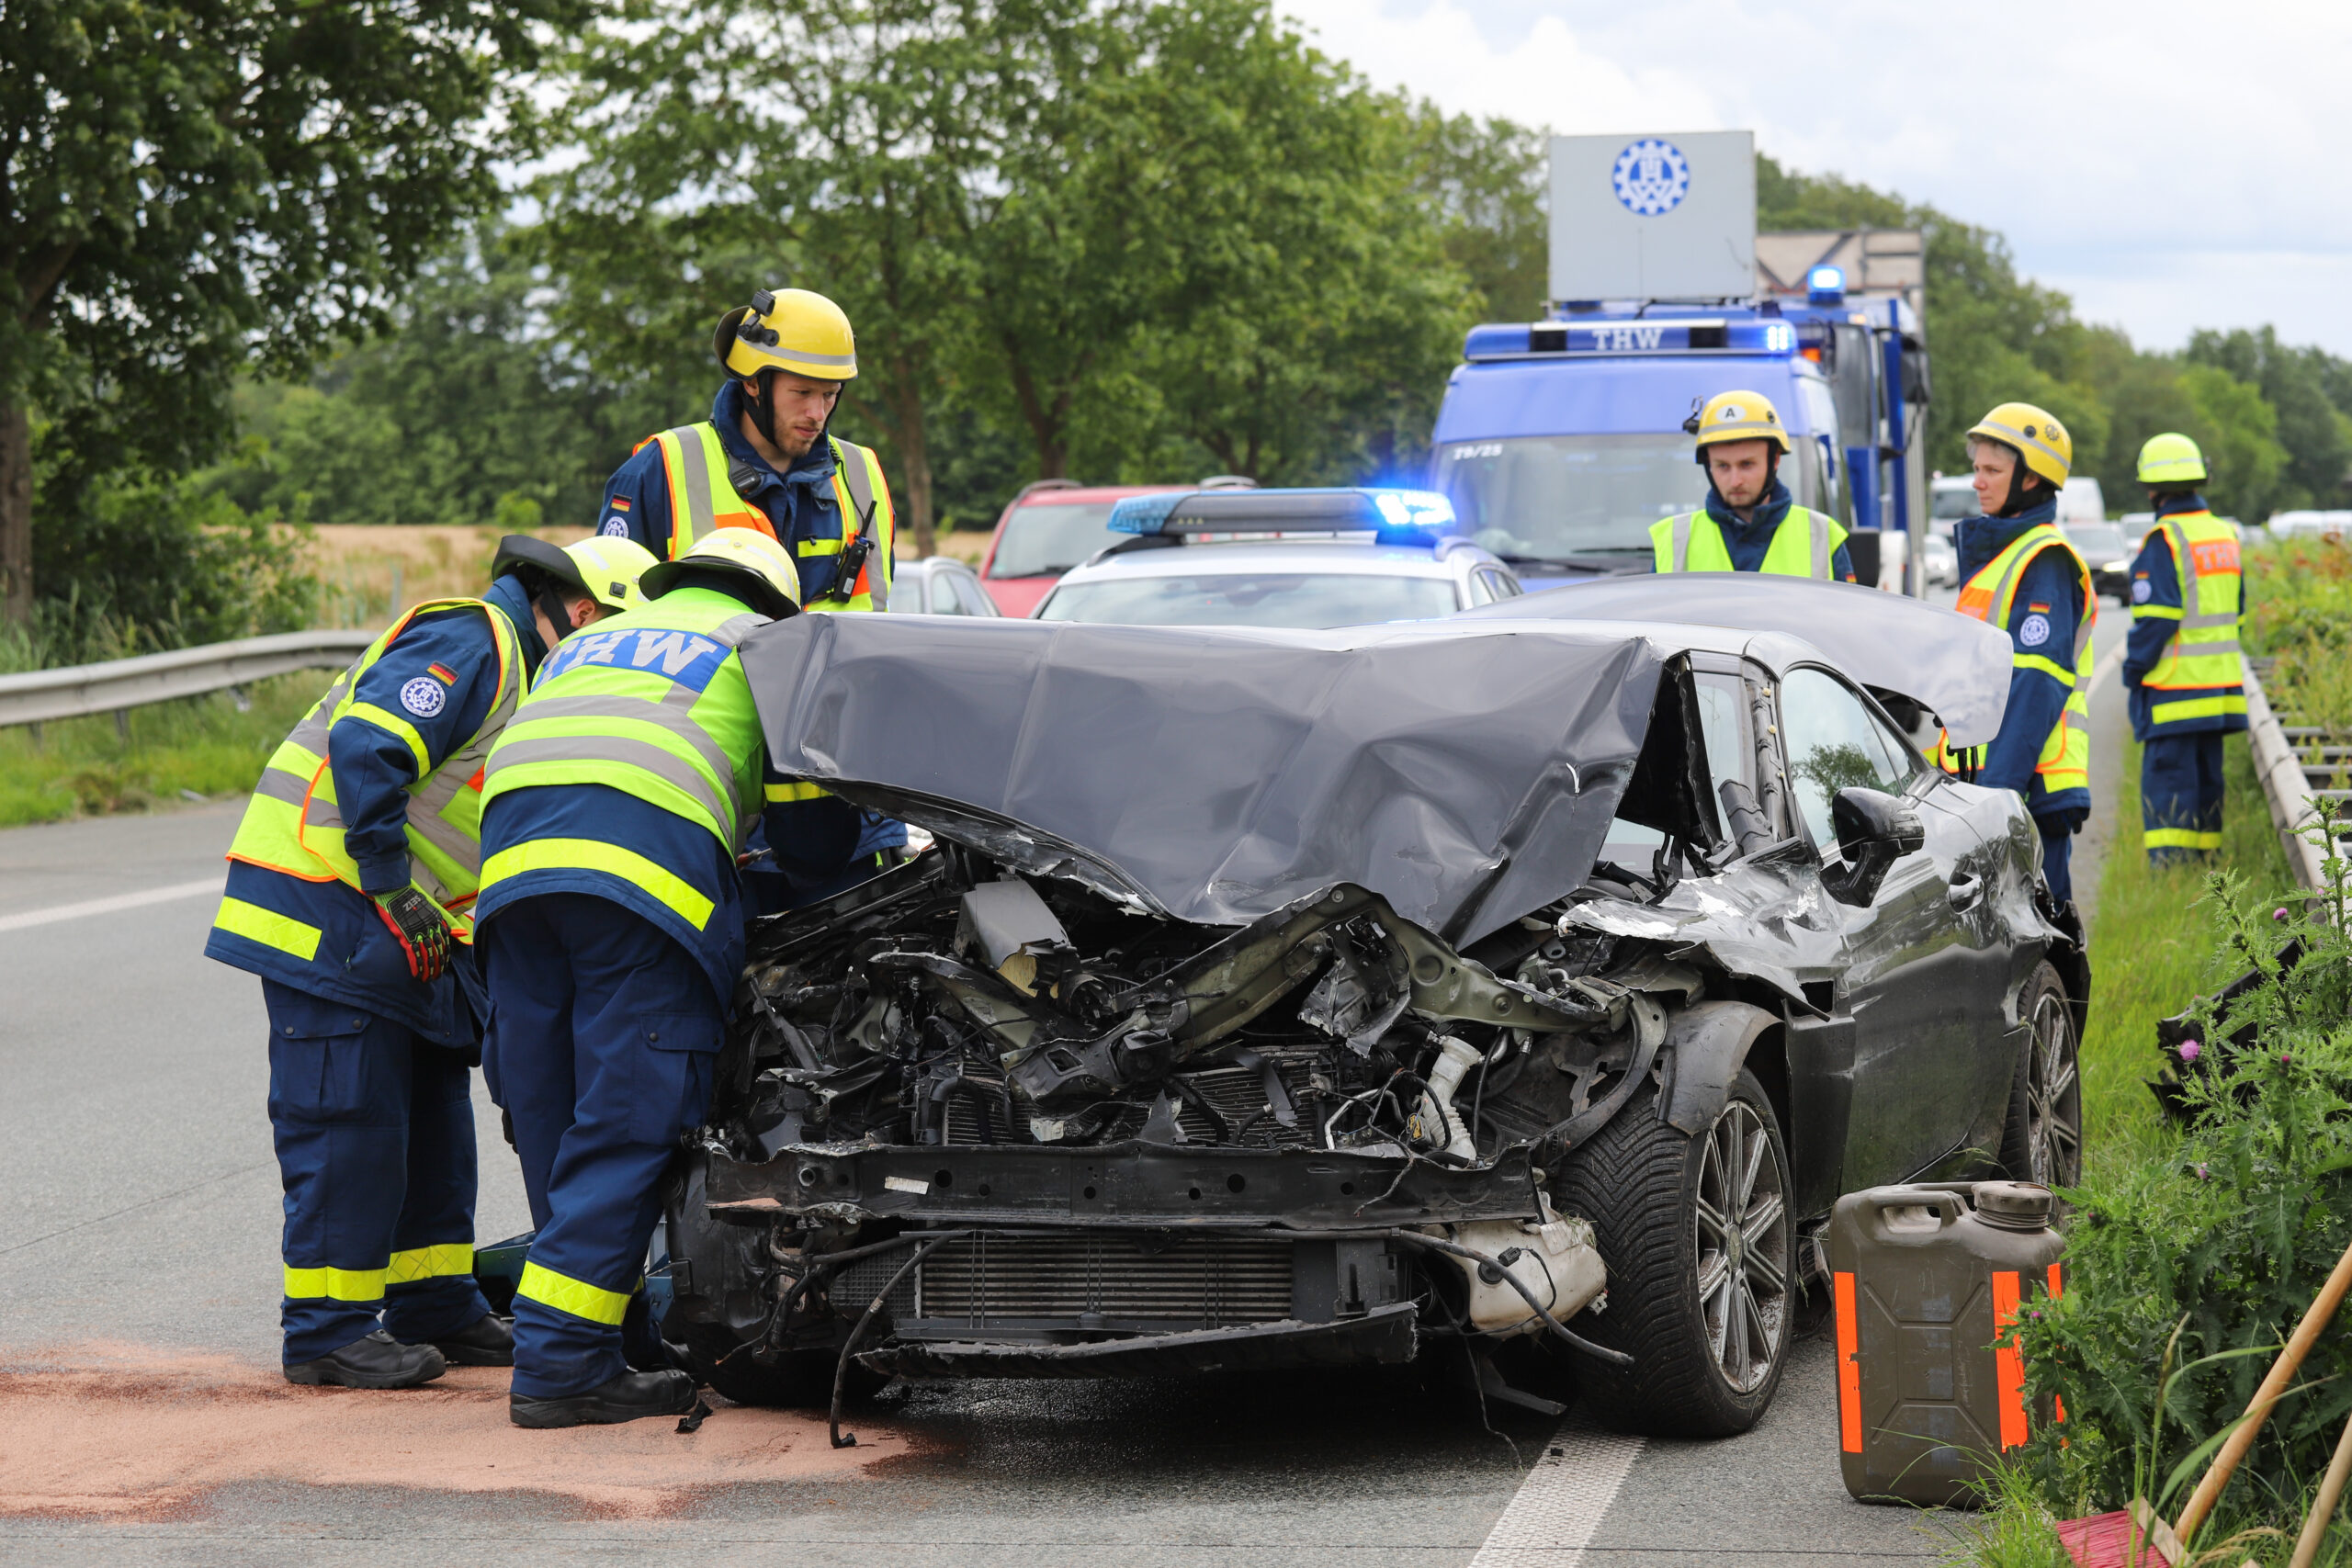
[
  {"x1": 539, "y1": 0, "x2": 984, "y2": 554},
  {"x1": 1107, "y1": 7, "x2": 1474, "y2": 484},
  {"x1": 2178, "y1": 363, "x2": 2290, "y2": 522},
  {"x1": 1758, "y1": 152, "x2": 2106, "y2": 474},
  {"x1": 207, "y1": 236, "x2": 635, "y2": 530},
  {"x1": 1401, "y1": 107, "x2": 1547, "y2": 323},
  {"x1": 2187, "y1": 327, "x2": 2352, "y2": 512},
  {"x1": 1, "y1": 0, "x2": 581, "y2": 628}
]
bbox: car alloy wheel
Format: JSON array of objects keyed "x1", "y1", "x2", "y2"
[
  {"x1": 2022, "y1": 985, "x2": 2082, "y2": 1187},
  {"x1": 1692, "y1": 1097, "x2": 1789, "y2": 1395}
]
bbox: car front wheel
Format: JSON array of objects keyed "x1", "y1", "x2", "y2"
[
  {"x1": 1554, "y1": 1065, "x2": 1793, "y2": 1437},
  {"x1": 2002, "y1": 962, "x2": 2082, "y2": 1188}
]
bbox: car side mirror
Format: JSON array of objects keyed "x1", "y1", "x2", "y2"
[{"x1": 1819, "y1": 786, "x2": 1925, "y2": 907}]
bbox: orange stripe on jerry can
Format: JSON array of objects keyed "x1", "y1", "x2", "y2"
[
  {"x1": 1992, "y1": 1269, "x2": 2028, "y2": 1450},
  {"x1": 1834, "y1": 1270, "x2": 1862, "y2": 1453},
  {"x1": 2047, "y1": 1261, "x2": 2067, "y2": 1426}
]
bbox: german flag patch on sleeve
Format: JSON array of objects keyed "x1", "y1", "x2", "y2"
[{"x1": 427, "y1": 663, "x2": 458, "y2": 684}]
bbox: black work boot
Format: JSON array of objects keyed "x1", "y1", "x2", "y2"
[
  {"x1": 421, "y1": 1314, "x2": 514, "y2": 1367},
  {"x1": 285, "y1": 1329, "x2": 448, "y2": 1389},
  {"x1": 510, "y1": 1367, "x2": 698, "y2": 1429}
]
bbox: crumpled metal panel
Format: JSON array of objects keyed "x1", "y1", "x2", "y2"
[
  {"x1": 1459, "y1": 576, "x2": 2016, "y2": 747},
  {"x1": 739, "y1": 615, "x2": 1664, "y2": 945}
]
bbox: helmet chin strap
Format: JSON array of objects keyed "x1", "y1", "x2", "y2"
[
  {"x1": 1996, "y1": 463, "x2": 2035, "y2": 518},
  {"x1": 746, "y1": 371, "x2": 781, "y2": 449}
]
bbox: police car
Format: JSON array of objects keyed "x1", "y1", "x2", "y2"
[{"x1": 1031, "y1": 487, "x2": 1523, "y2": 628}]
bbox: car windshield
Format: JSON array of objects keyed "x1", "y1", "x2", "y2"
[
  {"x1": 1037, "y1": 570, "x2": 1459, "y2": 629},
  {"x1": 1431, "y1": 434, "x2": 1707, "y2": 565},
  {"x1": 2066, "y1": 525, "x2": 2125, "y2": 554},
  {"x1": 1930, "y1": 486, "x2": 1977, "y2": 523},
  {"x1": 989, "y1": 502, "x2": 1125, "y2": 579}
]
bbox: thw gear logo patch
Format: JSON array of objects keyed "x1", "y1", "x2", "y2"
[
  {"x1": 399, "y1": 677, "x2": 447, "y2": 718},
  {"x1": 2018, "y1": 614, "x2": 2052, "y2": 649},
  {"x1": 1612, "y1": 139, "x2": 1690, "y2": 216}
]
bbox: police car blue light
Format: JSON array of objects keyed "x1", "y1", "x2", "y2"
[
  {"x1": 1371, "y1": 490, "x2": 1457, "y2": 532},
  {"x1": 1806, "y1": 265, "x2": 1846, "y2": 305}
]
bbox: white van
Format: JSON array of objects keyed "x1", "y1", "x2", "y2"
[{"x1": 2057, "y1": 478, "x2": 2107, "y2": 527}]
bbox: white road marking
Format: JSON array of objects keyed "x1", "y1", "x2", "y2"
[
  {"x1": 1469, "y1": 1420, "x2": 1647, "y2": 1566},
  {"x1": 0, "y1": 875, "x2": 220, "y2": 933}
]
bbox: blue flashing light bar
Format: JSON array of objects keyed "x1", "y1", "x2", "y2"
[
  {"x1": 1806, "y1": 265, "x2": 1847, "y2": 305},
  {"x1": 1107, "y1": 487, "x2": 1456, "y2": 542},
  {"x1": 1465, "y1": 319, "x2": 1799, "y2": 360}
]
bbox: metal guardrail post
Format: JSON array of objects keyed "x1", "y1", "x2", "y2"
[
  {"x1": 0, "y1": 629, "x2": 376, "y2": 729},
  {"x1": 2245, "y1": 660, "x2": 2335, "y2": 896}
]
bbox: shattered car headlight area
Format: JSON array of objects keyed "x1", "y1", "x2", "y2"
[{"x1": 662, "y1": 607, "x2": 2085, "y2": 1438}]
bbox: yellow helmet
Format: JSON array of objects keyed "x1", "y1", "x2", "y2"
[
  {"x1": 1967, "y1": 402, "x2": 2072, "y2": 488},
  {"x1": 1687, "y1": 390, "x2": 1792, "y2": 457},
  {"x1": 713, "y1": 288, "x2": 858, "y2": 381},
  {"x1": 491, "y1": 534, "x2": 658, "y2": 614},
  {"x1": 2137, "y1": 432, "x2": 2207, "y2": 487},
  {"x1": 640, "y1": 527, "x2": 804, "y2": 620}
]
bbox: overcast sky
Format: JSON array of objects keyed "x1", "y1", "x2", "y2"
[{"x1": 1278, "y1": 0, "x2": 2352, "y2": 357}]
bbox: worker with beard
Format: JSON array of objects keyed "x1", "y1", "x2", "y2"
[
  {"x1": 594, "y1": 287, "x2": 902, "y2": 909},
  {"x1": 1939, "y1": 403, "x2": 2095, "y2": 912},
  {"x1": 1650, "y1": 390, "x2": 1859, "y2": 581}
]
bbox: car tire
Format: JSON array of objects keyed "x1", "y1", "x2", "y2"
[
  {"x1": 1552, "y1": 1066, "x2": 1793, "y2": 1438},
  {"x1": 2001, "y1": 962, "x2": 2082, "y2": 1188}
]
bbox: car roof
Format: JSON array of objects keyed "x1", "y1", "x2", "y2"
[{"x1": 1056, "y1": 536, "x2": 1499, "y2": 585}]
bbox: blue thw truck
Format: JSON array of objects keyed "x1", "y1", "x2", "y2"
[{"x1": 1429, "y1": 132, "x2": 1931, "y2": 593}]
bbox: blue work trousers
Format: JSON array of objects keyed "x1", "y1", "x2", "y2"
[
  {"x1": 481, "y1": 893, "x2": 722, "y2": 1399},
  {"x1": 264, "y1": 979, "x2": 489, "y2": 1363},
  {"x1": 2038, "y1": 818, "x2": 2075, "y2": 907},
  {"x1": 2143, "y1": 730, "x2": 2226, "y2": 864}
]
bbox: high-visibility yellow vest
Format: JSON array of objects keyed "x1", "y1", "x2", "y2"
[
  {"x1": 220, "y1": 598, "x2": 525, "y2": 938},
  {"x1": 2136, "y1": 509, "x2": 2246, "y2": 728},
  {"x1": 639, "y1": 425, "x2": 895, "y2": 611},
  {"x1": 1939, "y1": 525, "x2": 2094, "y2": 795},
  {"x1": 1649, "y1": 506, "x2": 1847, "y2": 579},
  {"x1": 476, "y1": 587, "x2": 770, "y2": 934}
]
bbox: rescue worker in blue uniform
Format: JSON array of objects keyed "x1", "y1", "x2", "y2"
[
  {"x1": 205, "y1": 535, "x2": 657, "y2": 1388},
  {"x1": 474, "y1": 529, "x2": 869, "y2": 1427},
  {"x1": 1942, "y1": 403, "x2": 2095, "y2": 908},
  {"x1": 2122, "y1": 434, "x2": 2247, "y2": 863},
  {"x1": 1651, "y1": 390, "x2": 1860, "y2": 581},
  {"x1": 595, "y1": 286, "x2": 902, "y2": 908}
]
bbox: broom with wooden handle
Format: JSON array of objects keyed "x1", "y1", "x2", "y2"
[{"x1": 2061, "y1": 1235, "x2": 2352, "y2": 1568}]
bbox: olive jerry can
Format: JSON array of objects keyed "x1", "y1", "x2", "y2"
[{"x1": 1829, "y1": 1181, "x2": 2064, "y2": 1506}]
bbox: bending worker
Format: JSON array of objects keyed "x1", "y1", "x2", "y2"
[
  {"x1": 595, "y1": 285, "x2": 901, "y2": 907},
  {"x1": 1943, "y1": 403, "x2": 2095, "y2": 909},
  {"x1": 1652, "y1": 390, "x2": 1859, "y2": 581},
  {"x1": 2123, "y1": 434, "x2": 2245, "y2": 863},
  {"x1": 205, "y1": 536, "x2": 655, "y2": 1389},
  {"x1": 473, "y1": 531, "x2": 873, "y2": 1427}
]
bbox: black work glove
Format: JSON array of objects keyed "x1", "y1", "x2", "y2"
[{"x1": 370, "y1": 886, "x2": 451, "y2": 983}]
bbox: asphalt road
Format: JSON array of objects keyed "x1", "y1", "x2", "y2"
[{"x1": 0, "y1": 605, "x2": 2131, "y2": 1566}]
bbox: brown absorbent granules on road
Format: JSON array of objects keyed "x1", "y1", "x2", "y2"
[{"x1": 0, "y1": 1341, "x2": 909, "y2": 1520}]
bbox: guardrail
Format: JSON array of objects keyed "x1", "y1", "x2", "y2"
[
  {"x1": 0, "y1": 629, "x2": 373, "y2": 731},
  {"x1": 2245, "y1": 658, "x2": 2341, "y2": 897}
]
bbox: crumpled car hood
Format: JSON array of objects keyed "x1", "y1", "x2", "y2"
[
  {"x1": 738, "y1": 614, "x2": 1663, "y2": 945},
  {"x1": 1458, "y1": 575, "x2": 2015, "y2": 747}
]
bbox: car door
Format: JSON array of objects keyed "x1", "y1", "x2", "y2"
[{"x1": 1773, "y1": 664, "x2": 2004, "y2": 1187}]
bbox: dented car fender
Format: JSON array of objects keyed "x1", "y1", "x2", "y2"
[{"x1": 1658, "y1": 1000, "x2": 1782, "y2": 1135}]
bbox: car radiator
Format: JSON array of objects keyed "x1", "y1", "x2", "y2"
[{"x1": 831, "y1": 1234, "x2": 1296, "y2": 1334}]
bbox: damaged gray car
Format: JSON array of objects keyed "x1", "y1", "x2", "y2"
[{"x1": 656, "y1": 580, "x2": 2087, "y2": 1438}]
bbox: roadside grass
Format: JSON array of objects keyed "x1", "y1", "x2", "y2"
[
  {"x1": 0, "y1": 674, "x2": 315, "y2": 828},
  {"x1": 2079, "y1": 729, "x2": 2292, "y2": 1176}
]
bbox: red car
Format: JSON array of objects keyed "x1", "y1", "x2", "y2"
[{"x1": 977, "y1": 480, "x2": 1194, "y2": 616}]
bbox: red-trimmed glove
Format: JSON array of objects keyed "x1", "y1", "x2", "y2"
[{"x1": 370, "y1": 886, "x2": 451, "y2": 982}]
